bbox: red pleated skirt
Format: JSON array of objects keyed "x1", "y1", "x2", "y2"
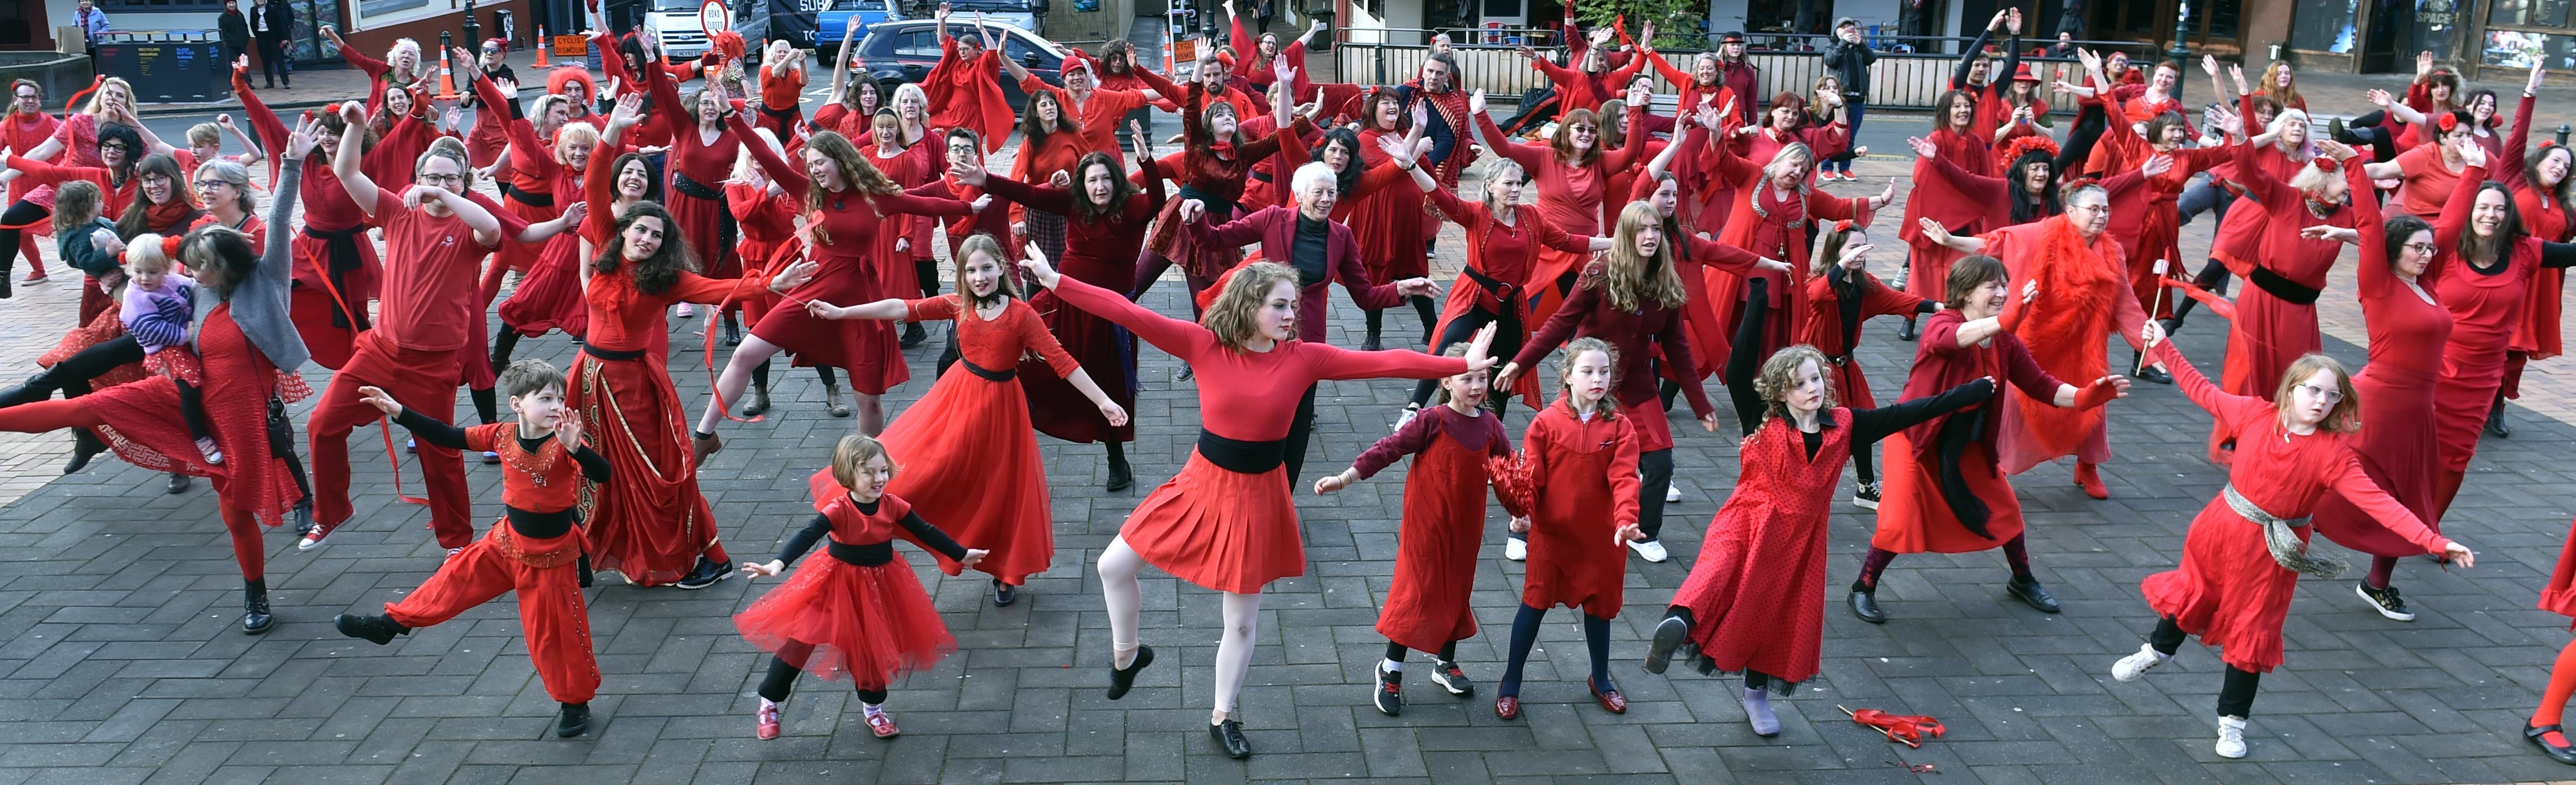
[
  {"x1": 570, "y1": 350, "x2": 721, "y2": 586},
  {"x1": 1120, "y1": 450, "x2": 1303, "y2": 594},
  {"x1": 2139, "y1": 502, "x2": 2302, "y2": 674},
  {"x1": 880, "y1": 366, "x2": 1056, "y2": 585},
  {"x1": 733, "y1": 550, "x2": 957, "y2": 689}
]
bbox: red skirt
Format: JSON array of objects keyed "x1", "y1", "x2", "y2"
[
  {"x1": 1672, "y1": 488, "x2": 1834, "y2": 684},
  {"x1": 40, "y1": 309, "x2": 146, "y2": 390},
  {"x1": 733, "y1": 550, "x2": 956, "y2": 689},
  {"x1": 1522, "y1": 245, "x2": 1589, "y2": 339},
  {"x1": 288, "y1": 287, "x2": 361, "y2": 371},
  {"x1": 499, "y1": 192, "x2": 567, "y2": 277},
  {"x1": 570, "y1": 350, "x2": 722, "y2": 585},
  {"x1": 1377, "y1": 437, "x2": 1486, "y2": 652},
  {"x1": 496, "y1": 234, "x2": 589, "y2": 338},
  {"x1": 1905, "y1": 238, "x2": 1965, "y2": 303},
  {"x1": 880, "y1": 365, "x2": 1056, "y2": 585},
  {"x1": 1144, "y1": 198, "x2": 1243, "y2": 280},
  {"x1": 1022, "y1": 254, "x2": 1136, "y2": 444},
  {"x1": 1870, "y1": 433, "x2": 2025, "y2": 554},
  {"x1": 2541, "y1": 517, "x2": 2576, "y2": 619},
  {"x1": 2139, "y1": 502, "x2": 2302, "y2": 674},
  {"x1": 89, "y1": 340, "x2": 308, "y2": 527},
  {"x1": 755, "y1": 256, "x2": 907, "y2": 394},
  {"x1": 669, "y1": 188, "x2": 739, "y2": 280},
  {"x1": 2514, "y1": 267, "x2": 2567, "y2": 361},
  {"x1": 1522, "y1": 447, "x2": 1624, "y2": 614},
  {"x1": 1350, "y1": 183, "x2": 1430, "y2": 283},
  {"x1": 1120, "y1": 450, "x2": 1303, "y2": 594}
]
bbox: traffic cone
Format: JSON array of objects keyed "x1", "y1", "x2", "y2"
[
  {"x1": 438, "y1": 45, "x2": 457, "y2": 100},
  {"x1": 535, "y1": 25, "x2": 552, "y2": 67}
]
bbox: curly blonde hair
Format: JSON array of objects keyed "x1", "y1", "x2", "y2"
[
  {"x1": 1200, "y1": 262, "x2": 1301, "y2": 351},
  {"x1": 1593, "y1": 201, "x2": 1688, "y2": 313},
  {"x1": 1753, "y1": 344, "x2": 1835, "y2": 424}
]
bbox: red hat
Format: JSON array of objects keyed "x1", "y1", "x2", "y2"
[
  {"x1": 1061, "y1": 48, "x2": 1096, "y2": 76},
  {"x1": 2012, "y1": 62, "x2": 2038, "y2": 82},
  {"x1": 1213, "y1": 50, "x2": 1237, "y2": 68}
]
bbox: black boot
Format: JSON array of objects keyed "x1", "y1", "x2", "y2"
[
  {"x1": 1361, "y1": 309, "x2": 1384, "y2": 352},
  {"x1": 1848, "y1": 584, "x2": 1887, "y2": 623},
  {"x1": 0, "y1": 363, "x2": 74, "y2": 408},
  {"x1": 334, "y1": 613, "x2": 410, "y2": 644},
  {"x1": 723, "y1": 314, "x2": 742, "y2": 347},
  {"x1": 2487, "y1": 391, "x2": 2512, "y2": 438},
  {"x1": 557, "y1": 702, "x2": 592, "y2": 737},
  {"x1": 242, "y1": 579, "x2": 273, "y2": 635},
  {"x1": 1105, "y1": 443, "x2": 1133, "y2": 491},
  {"x1": 1896, "y1": 317, "x2": 1918, "y2": 342},
  {"x1": 167, "y1": 473, "x2": 192, "y2": 494},
  {"x1": 64, "y1": 428, "x2": 106, "y2": 474},
  {"x1": 900, "y1": 321, "x2": 928, "y2": 348}
]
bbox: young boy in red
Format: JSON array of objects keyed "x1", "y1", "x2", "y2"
[{"x1": 332, "y1": 360, "x2": 610, "y2": 739}]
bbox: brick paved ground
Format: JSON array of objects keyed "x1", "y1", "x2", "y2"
[{"x1": 6, "y1": 87, "x2": 2576, "y2": 781}]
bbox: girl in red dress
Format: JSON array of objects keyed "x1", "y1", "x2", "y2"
[
  {"x1": 2422, "y1": 148, "x2": 2576, "y2": 521},
  {"x1": 645, "y1": 62, "x2": 764, "y2": 339},
  {"x1": 1850, "y1": 255, "x2": 2128, "y2": 624},
  {"x1": 2113, "y1": 328, "x2": 2473, "y2": 760},
  {"x1": 736, "y1": 435, "x2": 989, "y2": 741},
  {"x1": 1796, "y1": 223, "x2": 1944, "y2": 508},
  {"x1": 805, "y1": 234, "x2": 1129, "y2": 606},
  {"x1": 693, "y1": 130, "x2": 976, "y2": 442},
  {"x1": 1017, "y1": 254, "x2": 1491, "y2": 759},
  {"x1": 1313, "y1": 346, "x2": 1506, "y2": 715},
  {"x1": 722, "y1": 128, "x2": 842, "y2": 419},
  {"x1": 1643, "y1": 276, "x2": 1992, "y2": 739},
  {"x1": 1493, "y1": 338, "x2": 1641, "y2": 721}
]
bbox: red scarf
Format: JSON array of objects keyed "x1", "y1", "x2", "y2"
[
  {"x1": 2013, "y1": 215, "x2": 2122, "y2": 455},
  {"x1": 145, "y1": 197, "x2": 201, "y2": 234}
]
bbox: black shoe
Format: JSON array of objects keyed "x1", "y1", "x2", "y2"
[
  {"x1": 167, "y1": 473, "x2": 192, "y2": 494},
  {"x1": 2532, "y1": 723, "x2": 2576, "y2": 765},
  {"x1": 1849, "y1": 588, "x2": 1887, "y2": 623},
  {"x1": 1372, "y1": 663, "x2": 1404, "y2": 716},
  {"x1": 2357, "y1": 582, "x2": 2417, "y2": 621},
  {"x1": 724, "y1": 318, "x2": 742, "y2": 347},
  {"x1": 1644, "y1": 615, "x2": 1690, "y2": 674},
  {"x1": 2006, "y1": 576, "x2": 2061, "y2": 613},
  {"x1": 64, "y1": 428, "x2": 105, "y2": 474},
  {"x1": 675, "y1": 556, "x2": 731, "y2": 589},
  {"x1": 1176, "y1": 363, "x2": 1193, "y2": 381},
  {"x1": 993, "y1": 579, "x2": 1017, "y2": 607},
  {"x1": 900, "y1": 322, "x2": 928, "y2": 348},
  {"x1": 243, "y1": 583, "x2": 273, "y2": 635},
  {"x1": 1896, "y1": 318, "x2": 1917, "y2": 342},
  {"x1": 2487, "y1": 398, "x2": 2513, "y2": 438},
  {"x1": 2328, "y1": 117, "x2": 2353, "y2": 144},
  {"x1": 1106, "y1": 459, "x2": 1133, "y2": 492},
  {"x1": 2134, "y1": 364, "x2": 2173, "y2": 385},
  {"x1": 1360, "y1": 335, "x2": 1383, "y2": 352},
  {"x1": 557, "y1": 702, "x2": 591, "y2": 737},
  {"x1": 334, "y1": 613, "x2": 408, "y2": 644},
  {"x1": 1209, "y1": 718, "x2": 1251, "y2": 758},
  {"x1": 1107, "y1": 644, "x2": 1154, "y2": 700}
]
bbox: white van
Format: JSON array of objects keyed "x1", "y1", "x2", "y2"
[{"x1": 644, "y1": 0, "x2": 715, "y2": 58}]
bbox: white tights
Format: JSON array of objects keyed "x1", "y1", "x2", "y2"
[{"x1": 1096, "y1": 536, "x2": 1265, "y2": 723}]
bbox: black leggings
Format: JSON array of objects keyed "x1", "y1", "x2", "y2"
[
  {"x1": 759, "y1": 649, "x2": 888, "y2": 705},
  {"x1": 1384, "y1": 639, "x2": 1460, "y2": 662},
  {"x1": 749, "y1": 360, "x2": 839, "y2": 395},
  {"x1": 0, "y1": 200, "x2": 48, "y2": 290},
  {"x1": 36, "y1": 334, "x2": 144, "y2": 399},
  {"x1": 2150, "y1": 615, "x2": 2262, "y2": 717},
  {"x1": 1638, "y1": 448, "x2": 1674, "y2": 540},
  {"x1": 1408, "y1": 304, "x2": 1522, "y2": 413},
  {"x1": 1363, "y1": 295, "x2": 1440, "y2": 344}
]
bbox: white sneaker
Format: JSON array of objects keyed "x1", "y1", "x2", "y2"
[
  {"x1": 1628, "y1": 538, "x2": 1669, "y2": 563},
  {"x1": 2215, "y1": 715, "x2": 2248, "y2": 758},
  {"x1": 1394, "y1": 406, "x2": 1419, "y2": 432},
  {"x1": 676, "y1": 303, "x2": 695, "y2": 317},
  {"x1": 196, "y1": 437, "x2": 223, "y2": 465},
  {"x1": 1665, "y1": 483, "x2": 1682, "y2": 503},
  {"x1": 2111, "y1": 643, "x2": 2168, "y2": 683},
  {"x1": 444, "y1": 546, "x2": 466, "y2": 562},
  {"x1": 1505, "y1": 537, "x2": 1527, "y2": 561}
]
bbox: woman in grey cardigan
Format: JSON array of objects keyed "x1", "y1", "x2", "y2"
[{"x1": 0, "y1": 120, "x2": 317, "y2": 636}]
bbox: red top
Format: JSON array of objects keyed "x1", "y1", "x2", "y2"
[
  {"x1": 230, "y1": 72, "x2": 365, "y2": 234},
  {"x1": 924, "y1": 34, "x2": 1015, "y2": 153},
  {"x1": 2236, "y1": 139, "x2": 2372, "y2": 290},
  {"x1": 7, "y1": 154, "x2": 133, "y2": 217},
  {"x1": 759, "y1": 65, "x2": 805, "y2": 111},
  {"x1": 1901, "y1": 127, "x2": 1997, "y2": 247},
  {"x1": 910, "y1": 177, "x2": 1013, "y2": 258},
  {"x1": 583, "y1": 266, "x2": 741, "y2": 352},
  {"x1": 905, "y1": 295, "x2": 1079, "y2": 377},
  {"x1": 2432, "y1": 165, "x2": 2547, "y2": 365},
  {"x1": 978, "y1": 160, "x2": 1168, "y2": 271},
  {"x1": 1023, "y1": 69, "x2": 1177, "y2": 158},
  {"x1": 1006, "y1": 126, "x2": 1086, "y2": 225},
  {"x1": 1350, "y1": 403, "x2": 1508, "y2": 480},
  {"x1": 1532, "y1": 53, "x2": 1646, "y2": 115},
  {"x1": 373, "y1": 187, "x2": 498, "y2": 352},
  {"x1": 1513, "y1": 261, "x2": 1717, "y2": 419},
  {"x1": 1422, "y1": 186, "x2": 1591, "y2": 314},
  {"x1": 2392, "y1": 143, "x2": 2469, "y2": 218},
  {"x1": 811, "y1": 103, "x2": 871, "y2": 143},
  {"x1": 1049, "y1": 275, "x2": 1467, "y2": 442},
  {"x1": 1166, "y1": 81, "x2": 1286, "y2": 209},
  {"x1": 1522, "y1": 401, "x2": 1643, "y2": 528},
  {"x1": 1637, "y1": 49, "x2": 1737, "y2": 120},
  {"x1": 2349, "y1": 175, "x2": 2454, "y2": 386},
  {"x1": 1476, "y1": 103, "x2": 1646, "y2": 236},
  {"x1": 465, "y1": 423, "x2": 585, "y2": 513},
  {"x1": 474, "y1": 72, "x2": 560, "y2": 196}
]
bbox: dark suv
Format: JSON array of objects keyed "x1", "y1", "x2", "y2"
[{"x1": 853, "y1": 19, "x2": 1066, "y2": 110}]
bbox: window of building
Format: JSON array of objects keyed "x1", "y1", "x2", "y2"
[{"x1": 100, "y1": 0, "x2": 230, "y2": 11}]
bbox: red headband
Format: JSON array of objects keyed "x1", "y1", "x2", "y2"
[{"x1": 2313, "y1": 156, "x2": 2340, "y2": 174}]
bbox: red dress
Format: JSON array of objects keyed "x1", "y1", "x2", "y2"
[
  {"x1": 1141, "y1": 83, "x2": 1289, "y2": 283},
  {"x1": 2309, "y1": 188, "x2": 2454, "y2": 556},
  {"x1": 2138, "y1": 344, "x2": 2452, "y2": 673},
  {"x1": 1519, "y1": 399, "x2": 1640, "y2": 616},
  {"x1": 976, "y1": 168, "x2": 1166, "y2": 445},
  {"x1": 642, "y1": 66, "x2": 766, "y2": 282},
  {"x1": 2428, "y1": 165, "x2": 2561, "y2": 519},
  {"x1": 1899, "y1": 128, "x2": 1994, "y2": 304},
  {"x1": 1511, "y1": 262, "x2": 1722, "y2": 454},
  {"x1": 921, "y1": 34, "x2": 1015, "y2": 153},
  {"x1": 1347, "y1": 127, "x2": 1433, "y2": 284},
  {"x1": 234, "y1": 74, "x2": 380, "y2": 370},
  {"x1": 1475, "y1": 105, "x2": 1646, "y2": 331},
  {"x1": 1983, "y1": 218, "x2": 2147, "y2": 473},
  {"x1": 879, "y1": 296, "x2": 1080, "y2": 586},
  {"x1": 89, "y1": 308, "x2": 304, "y2": 526},
  {"x1": 2544, "y1": 517, "x2": 2576, "y2": 619},
  {"x1": 1049, "y1": 275, "x2": 1468, "y2": 594},
  {"x1": 1421, "y1": 186, "x2": 1595, "y2": 407},
  {"x1": 725, "y1": 180, "x2": 801, "y2": 326},
  {"x1": 1671, "y1": 409, "x2": 1856, "y2": 684},
  {"x1": 570, "y1": 267, "x2": 742, "y2": 585},
  {"x1": 1704, "y1": 127, "x2": 1875, "y2": 373},
  {"x1": 2500, "y1": 94, "x2": 2573, "y2": 372},
  {"x1": 494, "y1": 153, "x2": 591, "y2": 339},
  {"x1": 2207, "y1": 137, "x2": 2373, "y2": 460},
  {"x1": 1797, "y1": 269, "x2": 1926, "y2": 409},
  {"x1": 757, "y1": 162, "x2": 972, "y2": 394},
  {"x1": 734, "y1": 490, "x2": 960, "y2": 689},
  {"x1": 1874, "y1": 312, "x2": 2070, "y2": 554},
  {"x1": 1348, "y1": 405, "x2": 1508, "y2": 651}
]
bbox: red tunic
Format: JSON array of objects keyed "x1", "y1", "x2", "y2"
[
  {"x1": 2310, "y1": 189, "x2": 2454, "y2": 556},
  {"x1": 1421, "y1": 186, "x2": 1594, "y2": 407},
  {"x1": 978, "y1": 166, "x2": 1167, "y2": 445},
  {"x1": 2391, "y1": 143, "x2": 2471, "y2": 218},
  {"x1": 1530, "y1": 53, "x2": 1646, "y2": 115},
  {"x1": 733, "y1": 491, "x2": 958, "y2": 689},
  {"x1": 1797, "y1": 269, "x2": 1926, "y2": 409},
  {"x1": 1348, "y1": 404, "x2": 1507, "y2": 650},
  {"x1": 1050, "y1": 275, "x2": 1467, "y2": 594},
  {"x1": 1874, "y1": 311, "x2": 2069, "y2": 554},
  {"x1": 1705, "y1": 129, "x2": 1875, "y2": 373},
  {"x1": 1476, "y1": 105, "x2": 1646, "y2": 330},
  {"x1": 759, "y1": 159, "x2": 972, "y2": 393},
  {"x1": 1900, "y1": 128, "x2": 1996, "y2": 303},
  {"x1": 878, "y1": 296, "x2": 1079, "y2": 586},
  {"x1": 1519, "y1": 399, "x2": 1640, "y2": 615},
  {"x1": 2138, "y1": 344, "x2": 2450, "y2": 673},
  {"x1": 570, "y1": 267, "x2": 738, "y2": 585},
  {"x1": 1671, "y1": 408, "x2": 1855, "y2": 684}
]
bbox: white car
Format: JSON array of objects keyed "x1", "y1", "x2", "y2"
[{"x1": 644, "y1": 0, "x2": 715, "y2": 58}]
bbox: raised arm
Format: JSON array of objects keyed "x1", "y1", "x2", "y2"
[{"x1": 331, "y1": 106, "x2": 381, "y2": 215}]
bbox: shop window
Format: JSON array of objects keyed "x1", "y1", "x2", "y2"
[
  {"x1": 2486, "y1": 28, "x2": 2576, "y2": 68},
  {"x1": 2292, "y1": 0, "x2": 2358, "y2": 53},
  {"x1": 2492, "y1": 0, "x2": 2576, "y2": 28}
]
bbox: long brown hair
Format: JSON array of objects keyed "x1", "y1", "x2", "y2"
[
  {"x1": 801, "y1": 131, "x2": 901, "y2": 245},
  {"x1": 1019, "y1": 88, "x2": 1078, "y2": 141},
  {"x1": 114, "y1": 154, "x2": 200, "y2": 240},
  {"x1": 2455, "y1": 180, "x2": 2524, "y2": 267},
  {"x1": 1550, "y1": 108, "x2": 1605, "y2": 168},
  {"x1": 2273, "y1": 353, "x2": 2360, "y2": 434},
  {"x1": 589, "y1": 201, "x2": 698, "y2": 295},
  {"x1": 1559, "y1": 336, "x2": 1622, "y2": 419},
  {"x1": 1591, "y1": 201, "x2": 1687, "y2": 313},
  {"x1": 1199, "y1": 261, "x2": 1299, "y2": 351},
  {"x1": 1066, "y1": 151, "x2": 1138, "y2": 224}
]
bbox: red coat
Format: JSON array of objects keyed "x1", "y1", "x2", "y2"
[{"x1": 1519, "y1": 399, "x2": 1640, "y2": 615}]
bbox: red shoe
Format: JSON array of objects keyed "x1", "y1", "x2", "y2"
[
  {"x1": 1494, "y1": 695, "x2": 1520, "y2": 720},
  {"x1": 866, "y1": 711, "x2": 900, "y2": 738},
  {"x1": 2074, "y1": 461, "x2": 2109, "y2": 499},
  {"x1": 1589, "y1": 677, "x2": 1627, "y2": 714},
  {"x1": 755, "y1": 700, "x2": 781, "y2": 740}
]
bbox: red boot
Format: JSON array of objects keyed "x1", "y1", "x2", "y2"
[{"x1": 2074, "y1": 461, "x2": 2109, "y2": 500}]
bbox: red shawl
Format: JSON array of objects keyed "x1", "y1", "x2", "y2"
[
  {"x1": 922, "y1": 35, "x2": 1015, "y2": 153},
  {"x1": 2003, "y1": 216, "x2": 2123, "y2": 456}
]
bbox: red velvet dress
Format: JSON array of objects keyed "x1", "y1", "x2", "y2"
[
  {"x1": 2208, "y1": 139, "x2": 2372, "y2": 460},
  {"x1": 734, "y1": 490, "x2": 959, "y2": 689},
  {"x1": 1899, "y1": 128, "x2": 1994, "y2": 304},
  {"x1": 1519, "y1": 399, "x2": 1640, "y2": 617},
  {"x1": 1422, "y1": 186, "x2": 1595, "y2": 408},
  {"x1": 978, "y1": 167, "x2": 1165, "y2": 445},
  {"x1": 2138, "y1": 344, "x2": 2451, "y2": 673},
  {"x1": 1476, "y1": 105, "x2": 1646, "y2": 331},
  {"x1": 1348, "y1": 404, "x2": 1507, "y2": 652},
  {"x1": 1874, "y1": 312, "x2": 2069, "y2": 554},
  {"x1": 1672, "y1": 409, "x2": 1855, "y2": 684},
  {"x1": 1048, "y1": 275, "x2": 1467, "y2": 594},
  {"x1": 2428, "y1": 165, "x2": 2561, "y2": 520},
  {"x1": 2309, "y1": 189, "x2": 2454, "y2": 556},
  {"x1": 879, "y1": 296, "x2": 1080, "y2": 586},
  {"x1": 759, "y1": 160, "x2": 972, "y2": 394},
  {"x1": 1705, "y1": 127, "x2": 1874, "y2": 373},
  {"x1": 1511, "y1": 262, "x2": 1721, "y2": 454},
  {"x1": 570, "y1": 266, "x2": 742, "y2": 585}
]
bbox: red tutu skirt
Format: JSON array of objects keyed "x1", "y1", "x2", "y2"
[
  {"x1": 880, "y1": 367, "x2": 1056, "y2": 585},
  {"x1": 497, "y1": 234, "x2": 589, "y2": 338},
  {"x1": 733, "y1": 551, "x2": 956, "y2": 689},
  {"x1": 1121, "y1": 450, "x2": 1303, "y2": 594}
]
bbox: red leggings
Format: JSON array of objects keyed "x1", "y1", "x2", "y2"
[
  {"x1": 2537, "y1": 637, "x2": 2576, "y2": 740},
  {"x1": 0, "y1": 398, "x2": 264, "y2": 579}
]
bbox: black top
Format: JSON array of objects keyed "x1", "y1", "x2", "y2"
[
  {"x1": 775, "y1": 498, "x2": 970, "y2": 567},
  {"x1": 1722, "y1": 275, "x2": 1993, "y2": 455},
  {"x1": 2468, "y1": 239, "x2": 2576, "y2": 275},
  {"x1": 392, "y1": 407, "x2": 609, "y2": 540},
  {"x1": 1291, "y1": 214, "x2": 1332, "y2": 286}
]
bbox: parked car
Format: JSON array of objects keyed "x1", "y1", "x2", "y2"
[
  {"x1": 936, "y1": 0, "x2": 1045, "y2": 34},
  {"x1": 812, "y1": 0, "x2": 906, "y2": 63},
  {"x1": 643, "y1": 0, "x2": 715, "y2": 58},
  {"x1": 853, "y1": 19, "x2": 1065, "y2": 110}
]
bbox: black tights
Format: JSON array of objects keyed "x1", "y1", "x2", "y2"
[
  {"x1": 1409, "y1": 304, "x2": 1520, "y2": 415},
  {"x1": 1853, "y1": 534, "x2": 2034, "y2": 591},
  {"x1": 1498, "y1": 603, "x2": 1612, "y2": 697},
  {"x1": 1383, "y1": 640, "x2": 1460, "y2": 662},
  {"x1": 758, "y1": 651, "x2": 888, "y2": 705},
  {"x1": 2149, "y1": 615, "x2": 2262, "y2": 717},
  {"x1": 2167, "y1": 259, "x2": 2235, "y2": 330},
  {"x1": 1363, "y1": 295, "x2": 1440, "y2": 346},
  {"x1": 0, "y1": 200, "x2": 49, "y2": 294},
  {"x1": 749, "y1": 360, "x2": 839, "y2": 396},
  {"x1": 1637, "y1": 448, "x2": 1673, "y2": 540}
]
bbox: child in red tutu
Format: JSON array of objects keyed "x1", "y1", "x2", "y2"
[
  {"x1": 1493, "y1": 337, "x2": 1643, "y2": 721},
  {"x1": 805, "y1": 233, "x2": 1129, "y2": 607},
  {"x1": 1313, "y1": 344, "x2": 1507, "y2": 716},
  {"x1": 735, "y1": 434, "x2": 988, "y2": 741},
  {"x1": 332, "y1": 360, "x2": 611, "y2": 739}
]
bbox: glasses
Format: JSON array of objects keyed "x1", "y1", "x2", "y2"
[
  {"x1": 97, "y1": 143, "x2": 129, "y2": 152},
  {"x1": 193, "y1": 179, "x2": 231, "y2": 189},
  {"x1": 2292, "y1": 383, "x2": 2344, "y2": 404},
  {"x1": 2403, "y1": 241, "x2": 2439, "y2": 255},
  {"x1": 417, "y1": 173, "x2": 465, "y2": 186},
  {"x1": 12, "y1": 93, "x2": 36, "y2": 101}
]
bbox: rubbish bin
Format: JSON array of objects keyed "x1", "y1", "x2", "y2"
[{"x1": 92, "y1": 31, "x2": 232, "y2": 103}]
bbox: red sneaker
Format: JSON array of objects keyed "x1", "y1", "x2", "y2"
[
  {"x1": 755, "y1": 700, "x2": 781, "y2": 740},
  {"x1": 866, "y1": 711, "x2": 900, "y2": 738}
]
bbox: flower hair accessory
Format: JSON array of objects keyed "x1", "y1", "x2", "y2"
[
  {"x1": 2313, "y1": 156, "x2": 2340, "y2": 174},
  {"x1": 2436, "y1": 112, "x2": 2460, "y2": 133},
  {"x1": 1832, "y1": 219, "x2": 1855, "y2": 233}
]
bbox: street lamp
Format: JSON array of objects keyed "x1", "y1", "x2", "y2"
[
  {"x1": 463, "y1": 0, "x2": 482, "y2": 47},
  {"x1": 2167, "y1": 0, "x2": 2190, "y2": 70}
]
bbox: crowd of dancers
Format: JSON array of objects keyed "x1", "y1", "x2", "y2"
[{"x1": 1, "y1": 0, "x2": 2571, "y2": 765}]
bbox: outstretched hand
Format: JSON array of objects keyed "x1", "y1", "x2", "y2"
[{"x1": 356, "y1": 386, "x2": 404, "y2": 417}]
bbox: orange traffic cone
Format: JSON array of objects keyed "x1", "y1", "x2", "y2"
[
  {"x1": 534, "y1": 25, "x2": 552, "y2": 67},
  {"x1": 437, "y1": 46, "x2": 457, "y2": 100}
]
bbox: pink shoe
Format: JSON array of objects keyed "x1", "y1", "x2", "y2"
[
  {"x1": 865, "y1": 710, "x2": 899, "y2": 738},
  {"x1": 755, "y1": 699, "x2": 781, "y2": 740}
]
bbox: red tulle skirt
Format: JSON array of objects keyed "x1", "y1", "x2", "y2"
[
  {"x1": 497, "y1": 234, "x2": 589, "y2": 338},
  {"x1": 2139, "y1": 502, "x2": 2302, "y2": 674},
  {"x1": 570, "y1": 351, "x2": 722, "y2": 585},
  {"x1": 733, "y1": 551, "x2": 957, "y2": 689},
  {"x1": 1120, "y1": 450, "x2": 1303, "y2": 594},
  {"x1": 880, "y1": 367, "x2": 1056, "y2": 585}
]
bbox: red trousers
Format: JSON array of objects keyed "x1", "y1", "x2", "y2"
[
  {"x1": 309, "y1": 330, "x2": 473, "y2": 547},
  {"x1": 0, "y1": 398, "x2": 264, "y2": 579},
  {"x1": 385, "y1": 522, "x2": 599, "y2": 704}
]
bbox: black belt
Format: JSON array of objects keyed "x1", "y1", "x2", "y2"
[
  {"x1": 759, "y1": 103, "x2": 799, "y2": 118},
  {"x1": 503, "y1": 505, "x2": 579, "y2": 540},
  {"x1": 827, "y1": 538, "x2": 895, "y2": 567},
  {"x1": 300, "y1": 223, "x2": 370, "y2": 330},
  {"x1": 1250, "y1": 170, "x2": 1273, "y2": 184},
  {"x1": 961, "y1": 357, "x2": 1015, "y2": 382},
  {"x1": 2247, "y1": 266, "x2": 2322, "y2": 305},
  {"x1": 1462, "y1": 265, "x2": 1516, "y2": 297},
  {"x1": 582, "y1": 346, "x2": 648, "y2": 361},
  {"x1": 671, "y1": 172, "x2": 722, "y2": 201},
  {"x1": 500, "y1": 182, "x2": 556, "y2": 208},
  {"x1": 1196, "y1": 429, "x2": 1287, "y2": 474},
  {"x1": 1175, "y1": 186, "x2": 1240, "y2": 220}
]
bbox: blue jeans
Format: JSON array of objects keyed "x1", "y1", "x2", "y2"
[
  {"x1": 2177, "y1": 172, "x2": 2235, "y2": 226},
  {"x1": 1826, "y1": 98, "x2": 1865, "y2": 172}
]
